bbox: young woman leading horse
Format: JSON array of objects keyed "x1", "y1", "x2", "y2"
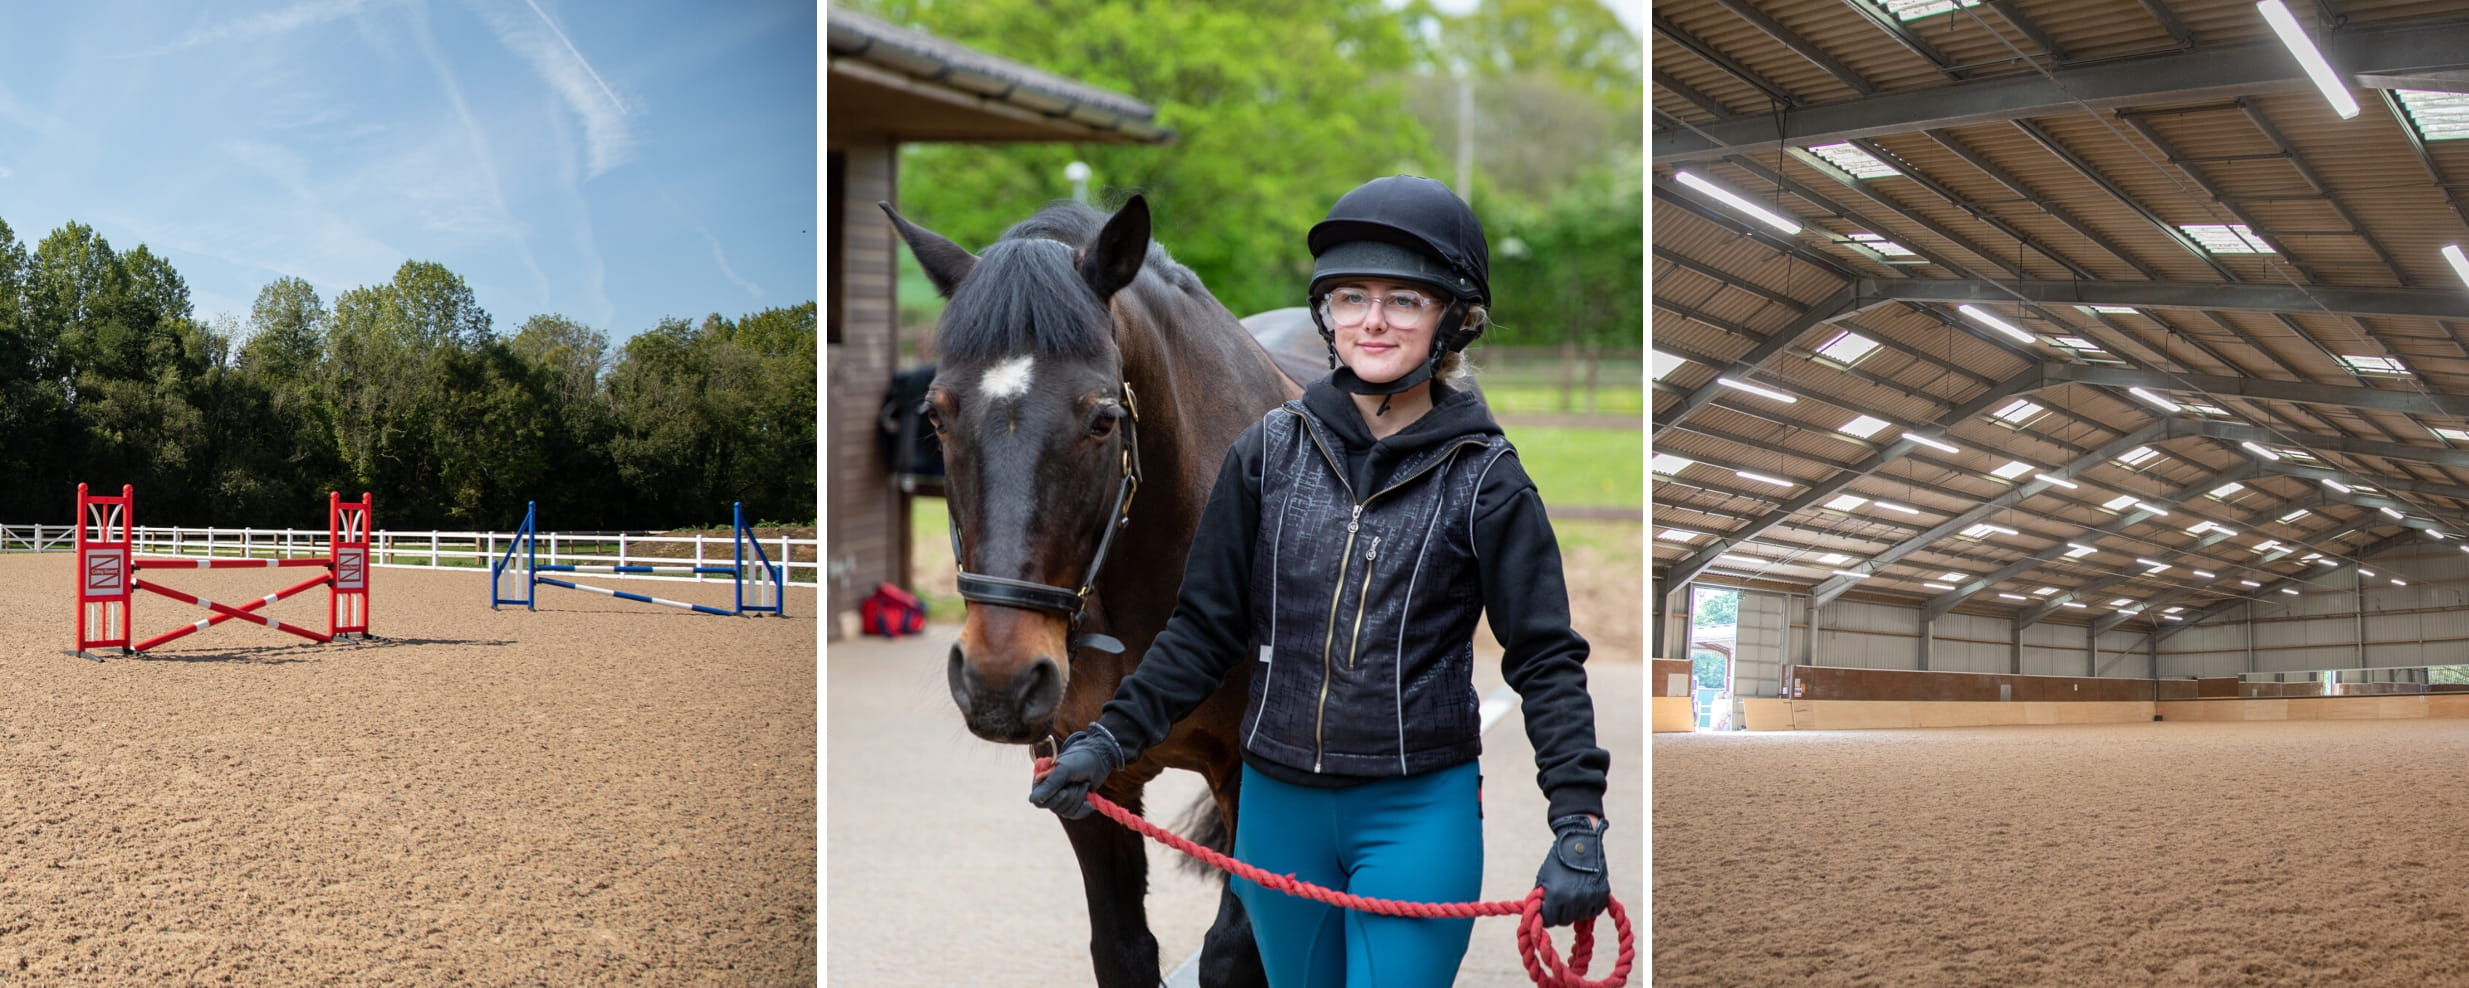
[
  {"x1": 1032, "y1": 175, "x2": 1613, "y2": 986},
  {"x1": 881, "y1": 195, "x2": 1293, "y2": 987}
]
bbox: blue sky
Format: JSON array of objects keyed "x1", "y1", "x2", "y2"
[{"x1": 0, "y1": 0, "x2": 817, "y2": 344}]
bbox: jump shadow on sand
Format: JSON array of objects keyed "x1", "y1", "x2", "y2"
[{"x1": 104, "y1": 635, "x2": 513, "y2": 664}]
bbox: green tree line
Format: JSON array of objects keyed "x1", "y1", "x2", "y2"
[
  {"x1": 0, "y1": 215, "x2": 815, "y2": 530},
  {"x1": 851, "y1": 0, "x2": 1643, "y2": 351}
]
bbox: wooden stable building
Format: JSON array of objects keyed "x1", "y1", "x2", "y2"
[{"x1": 824, "y1": 7, "x2": 1168, "y2": 636}]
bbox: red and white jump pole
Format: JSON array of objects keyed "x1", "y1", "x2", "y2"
[{"x1": 71, "y1": 484, "x2": 374, "y2": 660}]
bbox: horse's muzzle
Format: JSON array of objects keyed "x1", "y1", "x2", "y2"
[{"x1": 948, "y1": 641, "x2": 1063, "y2": 743}]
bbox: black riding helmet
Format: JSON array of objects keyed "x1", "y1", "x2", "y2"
[{"x1": 1306, "y1": 176, "x2": 1492, "y2": 405}]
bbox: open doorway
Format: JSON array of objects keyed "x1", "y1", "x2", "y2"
[{"x1": 1690, "y1": 585, "x2": 1739, "y2": 731}]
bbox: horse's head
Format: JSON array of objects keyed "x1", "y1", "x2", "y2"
[{"x1": 882, "y1": 196, "x2": 1154, "y2": 744}]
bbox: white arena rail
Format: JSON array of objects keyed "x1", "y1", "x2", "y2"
[{"x1": 2, "y1": 522, "x2": 818, "y2": 589}]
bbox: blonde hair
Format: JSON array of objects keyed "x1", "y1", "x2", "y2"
[{"x1": 1435, "y1": 304, "x2": 1487, "y2": 389}]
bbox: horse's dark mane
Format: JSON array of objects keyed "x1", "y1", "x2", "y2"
[{"x1": 938, "y1": 200, "x2": 1206, "y2": 365}]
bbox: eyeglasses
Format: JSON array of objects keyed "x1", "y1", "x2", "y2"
[{"x1": 1322, "y1": 287, "x2": 1439, "y2": 328}]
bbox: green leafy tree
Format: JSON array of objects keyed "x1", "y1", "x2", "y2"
[{"x1": 847, "y1": 0, "x2": 1442, "y2": 318}]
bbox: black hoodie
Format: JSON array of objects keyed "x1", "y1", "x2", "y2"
[{"x1": 1093, "y1": 375, "x2": 1609, "y2": 823}]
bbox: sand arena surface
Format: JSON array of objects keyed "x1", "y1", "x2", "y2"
[
  {"x1": 1653, "y1": 721, "x2": 2469, "y2": 987},
  {"x1": 0, "y1": 553, "x2": 816, "y2": 985}
]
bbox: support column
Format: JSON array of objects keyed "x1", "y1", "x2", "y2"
[
  {"x1": 2085, "y1": 623, "x2": 2097, "y2": 678},
  {"x1": 2356, "y1": 567, "x2": 2368, "y2": 670},
  {"x1": 1918, "y1": 614, "x2": 1933, "y2": 671},
  {"x1": 2009, "y1": 621, "x2": 2023, "y2": 675}
]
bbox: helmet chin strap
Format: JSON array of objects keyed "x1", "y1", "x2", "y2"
[{"x1": 1314, "y1": 300, "x2": 1466, "y2": 416}]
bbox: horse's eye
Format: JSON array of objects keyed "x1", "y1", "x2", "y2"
[
  {"x1": 1090, "y1": 405, "x2": 1124, "y2": 438},
  {"x1": 919, "y1": 401, "x2": 945, "y2": 433}
]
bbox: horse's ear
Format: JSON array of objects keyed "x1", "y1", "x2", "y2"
[
  {"x1": 1080, "y1": 194, "x2": 1150, "y2": 302},
  {"x1": 879, "y1": 201, "x2": 978, "y2": 298}
]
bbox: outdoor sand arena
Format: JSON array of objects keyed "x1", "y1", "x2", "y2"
[
  {"x1": 1653, "y1": 721, "x2": 2469, "y2": 987},
  {"x1": 0, "y1": 552, "x2": 816, "y2": 985}
]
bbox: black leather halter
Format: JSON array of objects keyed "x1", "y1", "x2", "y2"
[{"x1": 948, "y1": 382, "x2": 1141, "y2": 657}]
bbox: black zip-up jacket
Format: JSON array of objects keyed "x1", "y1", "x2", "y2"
[{"x1": 1093, "y1": 376, "x2": 1608, "y2": 823}]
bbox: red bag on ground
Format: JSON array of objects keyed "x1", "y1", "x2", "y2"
[{"x1": 860, "y1": 583, "x2": 927, "y2": 637}]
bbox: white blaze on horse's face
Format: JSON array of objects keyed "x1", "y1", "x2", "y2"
[{"x1": 978, "y1": 355, "x2": 1035, "y2": 400}]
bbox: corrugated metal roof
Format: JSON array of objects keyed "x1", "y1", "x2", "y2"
[{"x1": 1655, "y1": 0, "x2": 2469, "y2": 631}]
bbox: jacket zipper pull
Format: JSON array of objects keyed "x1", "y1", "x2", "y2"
[
  {"x1": 1347, "y1": 503, "x2": 1362, "y2": 534},
  {"x1": 1366, "y1": 536, "x2": 1381, "y2": 562}
]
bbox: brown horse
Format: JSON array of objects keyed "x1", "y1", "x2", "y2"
[{"x1": 882, "y1": 195, "x2": 1298, "y2": 987}]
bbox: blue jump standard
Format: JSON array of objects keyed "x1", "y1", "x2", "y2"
[
  {"x1": 535, "y1": 564, "x2": 741, "y2": 575},
  {"x1": 490, "y1": 499, "x2": 786, "y2": 617}
]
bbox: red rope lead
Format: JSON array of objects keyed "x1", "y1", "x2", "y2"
[{"x1": 1037, "y1": 758, "x2": 1632, "y2": 988}]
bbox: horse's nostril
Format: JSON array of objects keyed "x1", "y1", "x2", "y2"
[
  {"x1": 947, "y1": 643, "x2": 977, "y2": 707},
  {"x1": 1015, "y1": 655, "x2": 1063, "y2": 724}
]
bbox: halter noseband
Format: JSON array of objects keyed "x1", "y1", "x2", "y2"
[{"x1": 948, "y1": 381, "x2": 1142, "y2": 657}]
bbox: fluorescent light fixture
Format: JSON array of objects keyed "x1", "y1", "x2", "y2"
[
  {"x1": 2360, "y1": 569, "x2": 2374, "y2": 577},
  {"x1": 2165, "y1": 607, "x2": 2188, "y2": 615},
  {"x1": 2145, "y1": 564, "x2": 2172, "y2": 574},
  {"x1": 2302, "y1": 552, "x2": 2323, "y2": 560},
  {"x1": 2102, "y1": 494, "x2": 2139, "y2": 511},
  {"x1": 1651, "y1": 453, "x2": 1694, "y2": 475},
  {"x1": 2193, "y1": 570, "x2": 2217, "y2": 579},
  {"x1": 2183, "y1": 403, "x2": 2230, "y2": 417},
  {"x1": 2036, "y1": 473, "x2": 2079, "y2": 489},
  {"x1": 2181, "y1": 223, "x2": 2277, "y2": 254},
  {"x1": 1817, "y1": 553, "x2": 1849, "y2": 565},
  {"x1": 2398, "y1": 91, "x2": 2469, "y2": 141},
  {"x1": 2280, "y1": 587, "x2": 2300, "y2": 595},
  {"x1": 2065, "y1": 543, "x2": 2097, "y2": 558},
  {"x1": 1833, "y1": 570, "x2": 1870, "y2": 579},
  {"x1": 2086, "y1": 305, "x2": 2139, "y2": 314},
  {"x1": 1841, "y1": 414, "x2": 1892, "y2": 439},
  {"x1": 2393, "y1": 579, "x2": 2408, "y2": 586},
  {"x1": 2430, "y1": 531, "x2": 2449, "y2": 540},
  {"x1": 1958, "y1": 304, "x2": 2035, "y2": 344},
  {"x1": 2033, "y1": 586, "x2": 2059, "y2": 596},
  {"x1": 2162, "y1": 615, "x2": 2182, "y2": 621},
  {"x1": 2277, "y1": 508, "x2": 2311, "y2": 523},
  {"x1": 1651, "y1": 350, "x2": 1686, "y2": 380},
  {"x1": 1990, "y1": 460, "x2": 2034, "y2": 479},
  {"x1": 2211, "y1": 482, "x2": 2246, "y2": 498},
  {"x1": 1657, "y1": 528, "x2": 1702, "y2": 542},
  {"x1": 1816, "y1": 331, "x2": 1881, "y2": 367},
  {"x1": 1735, "y1": 470, "x2": 1795, "y2": 487},
  {"x1": 2380, "y1": 506, "x2": 2406, "y2": 519},
  {"x1": 2127, "y1": 387, "x2": 2180, "y2": 412},
  {"x1": 2316, "y1": 558, "x2": 2339, "y2": 566},
  {"x1": 2241, "y1": 580, "x2": 2262, "y2": 587},
  {"x1": 1904, "y1": 433, "x2": 1960, "y2": 453},
  {"x1": 2186, "y1": 521, "x2": 2216, "y2": 535},
  {"x1": 1714, "y1": 377, "x2": 1798, "y2": 403},
  {"x1": 1924, "y1": 582, "x2": 1958, "y2": 591},
  {"x1": 2445, "y1": 244, "x2": 2469, "y2": 289},
  {"x1": 2322, "y1": 479, "x2": 2352, "y2": 494},
  {"x1": 2134, "y1": 502, "x2": 2172, "y2": 516},
  {"x1": 2257, "y1": 0, "x2": 2360, "y2": 119},
  {"x1": 2136, "y1": 557, "x2": 2169, "y2": 567},
  {"x1": 1824, "y1": 494, "x2": 1869, "y2": 511},
  {"x1": 2239, "y1": 441, "x2": 2281, "y2": 460},
  {"x1": 1674, "y1": 171, "x2": 1803, "y2": 235},
  {"x1": 2255, "y1": 540, "x2": 2284, "y2": 552},
  {"x1": 2336, "y1": 354, "x2": 2408, "y2": 376},
  {"x1": 1873, "y1": 501, "x2": 1921, "y2": 514},
  {"x1": 2060, "y1": 601, "x2": 2088, "y2": 609},
  {"x1": 2117, "y1": 446, "x2": 2159, "y2": 467},
  {"x1": 1808, "y1": 143, "x2": 1900, "y2": 179},
  {"x1": 1998, "y1": 592, "x2": 2028, "y2": 600},
  {"x1": 2108, "y1": 598, "x2": 2133, "y2": 607}
]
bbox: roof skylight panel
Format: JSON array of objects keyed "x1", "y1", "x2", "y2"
[
  {"x1": 1989, "y1": 399, "x2": 2044, "y2": 426},
  {"x1": 1844, "y1": 232, "x2": 1919, "y2": 258},
  {"x1": 1814, "y1": 331, "x2": 1881, "y2": 367},
  {"x1": 1652, "y1": 351, "x2": 1686, "y2": 380},
  {"x1": 1808, "y1": 144, "x2": 1900, "y2": 179},
  {"x1": 2181, "y1": 224, "x2": 2276, "y2": 254},
  {"x1": 1840, "y1": 414, "x2": 1892, "y2": 439},
  {"x1": 1879, "y1": 0, "x2": 1980, "y2": 20},
  {"x1": 1651, "y1": 453, "x2": 1694, "y2": 475},
  {"x1": 2397, "y1": 89, "x2": 2469, "y2": 141},
  {"x1": 2336, "y1": 354, "x2": 2408, "y2": 376}
]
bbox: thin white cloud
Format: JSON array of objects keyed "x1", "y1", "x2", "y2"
[
  {"x1": 410, "y1": 6, "x2": 552, "y2": 302},
  {"x1": 136, "y1": 0, "x2": 379, "y2": 56},
  {"x1": 704, "y1": 228, "x2": 762, "y2": 299},
  {"x1": 467, "y1": 0, "x2": 632, "y2": 177}
]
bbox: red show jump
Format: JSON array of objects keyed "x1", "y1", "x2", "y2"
[{"x1": 72, "y1": 484, "x2": 374, "y2": 660}]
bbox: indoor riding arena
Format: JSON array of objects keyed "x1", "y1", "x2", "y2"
[
  {"x1": 0, "y1": 551, "x2": 816, "y2": 984},
  {"x1": 1654, "y1": 1, "x2": 2469, "y2": 985}
]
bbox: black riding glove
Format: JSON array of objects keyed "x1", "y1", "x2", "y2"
[
  {"x1": 1535, "y1": 814, "x2": 1610, "y2": 926},
  {"x1": 1026, "y1": 724, "x2": 1127, "y2": 820}
]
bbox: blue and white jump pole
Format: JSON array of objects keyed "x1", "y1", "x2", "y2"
[{"x1": 490, "y1": 502, "x2": 786, "y2": 617}]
